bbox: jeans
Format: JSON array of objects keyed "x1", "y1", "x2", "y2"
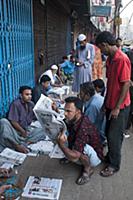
[{"x1": 105, "y1": 106, "x2": 130, "y2": 170}]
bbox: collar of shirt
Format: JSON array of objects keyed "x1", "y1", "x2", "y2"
[
  {"x1": 108, "y1": 49, "x2": 122, "y2": 63},
  {"x1": 19, "y1": 96, "x2": 33, "y2": 107},
  {"x1": 84, "y1": 94, "x2": 98, "y2": 109}
]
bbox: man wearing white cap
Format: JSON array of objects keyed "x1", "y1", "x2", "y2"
[
  {"x1": 39, "y1": 65, "x2": 62, "y2": 87},
  {"x1": 72, "y1": 34, "x2": 95, "y2": 93}
]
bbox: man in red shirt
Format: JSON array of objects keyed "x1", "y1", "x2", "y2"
[
  {"x1": 57, "y1": 97, "x2": 103, "y2": 185},
  {"x1": 96, "y1": 31, "x2": 131, "y2": 177}
]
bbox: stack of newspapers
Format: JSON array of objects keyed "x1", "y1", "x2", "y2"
[
  {"x1": 33, "y1": 94, "x2": 66, "y2": 142},
  {"x1": 22, "y1": 176, "x2": 62, "y2": 200}
]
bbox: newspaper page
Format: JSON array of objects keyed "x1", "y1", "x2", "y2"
[
  {"x1": 48, "y1": 86, "x2": 70, "y2": 99},
  {"x1": 28, "y1": 140, "x2": 54, "y2": 155},
  {"x1": 0, "y1": 160, "x2": 14, "y2": 170},
  {"x1": 22, "y1": 176, "x2": 62, "y2": 200},
  {"x1": 33, "y1": 94, "x2": 66, "y2": 141},
  {"x1": 49, "y1": 144, "x2": 65, "y2": 159},
  {"x1": 0, "y1": 148, "x2": 27, "y2": 165}
]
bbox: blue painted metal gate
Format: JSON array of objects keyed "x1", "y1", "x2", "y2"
[{"x1": 0, "y1": 0, "x2": 34, "y2": 117}]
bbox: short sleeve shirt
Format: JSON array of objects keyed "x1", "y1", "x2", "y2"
[
  {"x1": 106, "y1": 49, "x2": 131, "y2": 109},
  {"x1": 67, "y1": 115, "x2": 103, "y2": 160},
  {"x1": 8, "y1": 97, "x2": 35, "y2": 130}
]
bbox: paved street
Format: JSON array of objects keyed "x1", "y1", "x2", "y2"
[{"x1": 18, "y1": 133, "x2": 133, "y2": 200}]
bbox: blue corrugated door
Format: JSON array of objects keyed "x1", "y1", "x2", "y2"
[{"x1": 0, "y1": 0, "x2": 34, "y2": 117}]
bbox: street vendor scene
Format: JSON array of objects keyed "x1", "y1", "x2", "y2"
[{"x1": 0, "y1": 0, "x2": 133, "y2": 199}]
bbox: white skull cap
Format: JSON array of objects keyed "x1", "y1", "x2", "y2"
[
  {"x1": 78, "y1": 34, "x2": 86, "y2": 41},
  {"x1": 51, "y1": 65, "x2": 58, "y2": 70}
]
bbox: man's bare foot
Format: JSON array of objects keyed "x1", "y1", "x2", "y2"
[{"x1": 15, "y1": 144, "x2": 29, "y2": 154}]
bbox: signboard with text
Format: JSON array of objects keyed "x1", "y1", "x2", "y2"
[{"x1": 91, "y1": 6, "x2": 111, "y2": 17}]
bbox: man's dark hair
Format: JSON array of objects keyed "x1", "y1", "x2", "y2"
[
  {"x1": 95, "y1": 31, "x2": 116, "y2": 46},
  {"x1": 40, "y1": 75, "x2": 51, "y2": 84},
  {"x1": 80, "y1": 82, "x2": 95, "y2": 97},
  {"x1": 65, "y1": 96, "x2": 83, "y2": 112},
  {"x1": 93, "y1": 79, "x2": 105, "y2": 96},
  {"x1": 93, "y1": 79, "x2": 105, "y2": 89},
  {"x1": 19, "y1": 86, "x2": 32, "y2": 94},
  {"x1": 62, "y1": 56, "x2": 68, "y2": 60}
]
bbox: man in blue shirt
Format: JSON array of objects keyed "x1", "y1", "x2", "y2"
[
  {"x1": 80, "y1": 82, "x2": 106, "y2": 144},
  {"x1": 60, "y1": 56, "x2": 75, "y2": 82},
  {"x1": 32, "y1": 75, "x2": 51, "y2": 103}
]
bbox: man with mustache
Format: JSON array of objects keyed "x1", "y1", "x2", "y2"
[
  {"x1": 57, "y1": 96, "x2": 103, "y2": 185},
  {"x1": 95, "y1": 31, "x2": 131, "y2": 177}
]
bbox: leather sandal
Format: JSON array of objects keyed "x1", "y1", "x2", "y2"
[
  {"x1": 76, "y1": 169, "x2": 94, "y2": 185},
  {"x1": 100, "y1": 166, "x2": 117, "y2": 177}
]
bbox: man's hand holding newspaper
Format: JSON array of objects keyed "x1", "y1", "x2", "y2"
[{"x1": 33, "y1": 95, "x2": 66, "y2": 142}]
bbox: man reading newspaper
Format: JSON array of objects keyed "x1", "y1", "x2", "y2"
[
  {"x1": 33, "y1": 94, "x2": 66, "y2": 142},
  {"x1": 57, "y1": 97, "x2": 103, "y2": 185}
]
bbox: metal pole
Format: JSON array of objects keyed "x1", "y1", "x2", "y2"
[
  {"x1": 117, "y1": 6, "x2": 120, "y2": 37},
  {"x1": 114, "y1": 0, "x2": 121, "y2": 37}
]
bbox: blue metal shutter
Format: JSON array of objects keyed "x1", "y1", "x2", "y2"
[{"x1": 0, "y1": 0, "x2": 34, "y2": 117}]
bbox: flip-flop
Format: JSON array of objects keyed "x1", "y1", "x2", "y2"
[
  {"x1": 100, "y1": 166, "x2": 117, "y2": 177},
  {"x1": 76, "y1": 170, "x2": 94, "y2": 185}
]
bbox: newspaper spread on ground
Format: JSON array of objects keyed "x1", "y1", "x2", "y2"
[
  {"x1": 0, "y1": 160, "x2": 14, "y2": 170},
  {"x1": 28, "y1": 140, "x2": 54, "y2": 155},
  {"x1": 22, "y1": 176, "x2": 62, "y2": 200},
  {"x1": 49, "y1": 144, "x2": 65, "y2": 159},
  {"x1": 33, "y1": 94, "x2": 66, "y2": 141},
  {"x1": 48, "y1": 85, "x2": 70, "y2": 99},
  {"x1": 0, "y1": 148, "x2": 27, "y2": 165}
]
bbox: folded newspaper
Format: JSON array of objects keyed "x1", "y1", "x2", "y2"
[
  {"x1": 0, "y1": 148, "x2": 27, "y2": 165},
  {"x1": 22, "y1": 176, "x2": 62, "y2": 200},
  {"x1": 33, "y1": 94, "x2": 66, "y2": 141}
]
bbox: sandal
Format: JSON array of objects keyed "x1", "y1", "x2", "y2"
[
  {"x1": 76, "y1": 169, "x2": 94, "y2": 185},
  {"x1": 100, "y1": 166, "x2": 117, "y2": 177}
]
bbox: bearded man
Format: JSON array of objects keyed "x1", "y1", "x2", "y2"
[{"x1": 57, "y1": 96, "x2": 103, "y2": 185}]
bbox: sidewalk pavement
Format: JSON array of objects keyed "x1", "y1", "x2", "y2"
[{"x1": 19, "y1": 133, "x2": 133, "y2": 200}]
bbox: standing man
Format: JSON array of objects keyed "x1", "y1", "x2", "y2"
[
  {"x1": 95, "y1": 31, "x2": 131, "y2": 177},
  {"x1": 72, "y1": 34, "x2": 95, "y2": 93}
]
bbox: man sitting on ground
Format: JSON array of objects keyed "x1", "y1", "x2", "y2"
[
  {"x1": 57, "y1": 97, "x2": 103, "y2": 185},
  {"x1": 39, "y1": 65, "x2": 63, "y2": 87},
  {"x1": 60, "y1": 56, "x2": 75, "y2": 82},
  {"x1": 0, "y1": 86, "x2": 46, "y2": 153},
  {"x1": 32, "y1": 75, "x2": 51, "y2": 104}
]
